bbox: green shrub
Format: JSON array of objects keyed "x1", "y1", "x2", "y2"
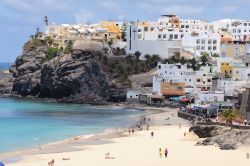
[{"x1": 42, "y1": 47, "x2": 59, "y2": 63}]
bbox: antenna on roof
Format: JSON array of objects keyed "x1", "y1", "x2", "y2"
[{"x1": 44, "y1": 16, "x2": 48, "y2": 26}]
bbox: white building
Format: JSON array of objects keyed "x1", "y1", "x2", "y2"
[
  {"x1": 196, "y1": 91, "x2": 224, "y2": 103},
  {"x1": 228, "y1": 20, "x2": 250, "y2": 42},
  {"x1": 182, "y1": 32, "x2": 221, "y2": 57},
  {"x1": 153, "y1": 63, "x2": 213, "y2": 94},
  {"x1": 217, "y1": 79, "x2": 246, "y2": 96},
  {"x1": 127, "y1": 22, "x2": 182, "y2": 59}
]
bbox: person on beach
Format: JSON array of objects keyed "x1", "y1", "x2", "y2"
[
  {"x1": 48, "y1": 158, "x2": 55, "y2": 166},
  {"x1": 151, "y1": 131, "x2": 154, "y2": 138},
  {"x1": 146, "y1": 123, "x2": 149, "y2": 130},
  {"x1": 128, "y1": 128, "x2": 131, "y2": 135},
  {"x1": 164, "y1": 148, "x2": 168, "y2": 158},
  {"x1": 159, "y1": 148, "x2": 163, "y2": 158},
  {"x1": 179, "y1": 123, "x2": 181, "y2": 129},
  {"x1": 184, "y1": 132, "x2": 186, "y2": 137},
  {"x1": 132, "y1": 128, "x2": 135, "y2": 134}
]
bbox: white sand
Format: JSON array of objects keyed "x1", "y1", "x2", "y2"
[{"x1": 9, "y1": 124, "x2": 250, "y2": 166}]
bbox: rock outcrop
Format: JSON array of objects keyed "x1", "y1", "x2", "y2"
[
  {"x1": 190, "y1": 125, "x2": 250, "y2": 150},
  {"x1": 9, "y1": 41, "x2": 119, "y2": 104}
]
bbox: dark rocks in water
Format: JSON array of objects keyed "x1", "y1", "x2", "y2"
[
  {"x1": 8, "y1": 41, "x2": 125, "y2": 104},
  {"x1": 190, "y1": 125, "x2": 250, "y2": 150},
  {"x1": 0, "y1": 77, "x2": 14, "y2": 96}
]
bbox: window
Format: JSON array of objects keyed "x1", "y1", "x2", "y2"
[
  {"x1": 197, "y1": 39, "x2": 200, "y2": 44},
  {"x1": 181, "y1": 25, "x2": 184, "y2": 28},
  {"x1": 158, "y1": 65, "x2": 161, "y2": 69},
  {"x1": 163, "y1": 34, "x2": 167, "y2": 39},
  {"x1": 213, "y1": 46, "x2": 217, "y2": 50},
  {"x1": 176, "y1": 86, "x2": 183, "y2": 90},
  {"x1": 197, "y1": 79, "x2": 201, "y2": 82},
  {"x1": 158, "y1": 34, "x2": 162, "y2": 39},
  {"x1": 138, "y1": 34, "x2": 142, "y2": 39},
  {"x1": 233, "y1": 29, "x2": 236, "y2": 33},
  {"x1": 169, "y1": 34, "x2": 173, "y2": 40},
  {"x1": 207, "y1": 79, "x2": 211, "y2": 82},
  {"x1": 213, "y1": 40, "x2": 217, "y2": 44},
  {"x1": 138, "y1": 29, "x2": 142, "y2": 32},
  {"x1": 201, "y1": 46, "x2": 205, "y2": 50},
  {"x1": 144, "y1": 27, "x2": 148, "y2": 31},
  {"x1": 208, "y1": 39, "x2": 212, "y2": 44},
  {"x1": 202, "y1": 39, "x2": 205, "y2": 44},
  {"x1": 237, "y1": 29, "x2": 241, "y2": 33},
  {"x1": 244, "y1": 23, "x2": 247, "y2": 26},
  {"x1": 189, "y1": 79, "x2": 191, "y2": 82},
  {"x1": 186, "y1": 25, "x2": 189, "y2": 28},
  {"x1": 208, "y1": 46, "x2": 212, "y2": 50},
  {"x1": 196, "y1": 46, "x2": 200, "y2": 50},
  {"x1": 174, "y1": 34, "x2": 178, "y2": 39}
]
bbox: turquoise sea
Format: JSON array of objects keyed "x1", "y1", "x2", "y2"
[{"x1": 0, "y1": 98, "x2": 143, "y2": 153}]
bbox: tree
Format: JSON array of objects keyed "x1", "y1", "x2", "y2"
[
  {"x1": 189, "y1": 58, "x2": 197, "y2": 70},
  {"x1": 121, "y1": 21, "x2": 127, "y2": 42},
  {"x1": 200, "y1": 52, "x2": 209, "y2": 65},
  {"x1": 180, "y1": 56, "x2": 187, "y2": 65},
  {"x1": 219, "y1": 109, "x2": 243, "y2": 124}
]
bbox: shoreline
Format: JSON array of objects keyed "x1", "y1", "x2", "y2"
[
  {"x1": 3, "y1": 107, "x2": 250, "y2": 166},
  {"x1": 1, "y1": 105, "x2": 172, "y2": 164}
]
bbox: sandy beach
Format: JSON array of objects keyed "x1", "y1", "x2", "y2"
[{"x1": 3, "y1": 108, "x2": 250, "y2": 166}]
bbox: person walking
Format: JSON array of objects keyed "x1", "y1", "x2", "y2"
[
  {"x1": 164, "y1": 148, "x2": 168, "y2": 158},
  {"x1": 151, "y1": 131, "x2": 154, "y2": 138},
  {"x1": 159, "y1": 148, "x2": 163, "y2": 158}
]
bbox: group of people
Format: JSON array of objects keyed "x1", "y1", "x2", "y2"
[
  {"x1": 159, "y1": 148, "x2": 168, "y2": 158},
  {"x1": 128, "y1": 116, "x2": 151, "y2": 135}
]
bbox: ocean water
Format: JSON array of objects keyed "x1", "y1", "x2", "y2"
[
  {"x1": 0, "y1": 63, "x2": 11, "y2": 70},
  {"x1": 0, "y1": 98, "x2": 143, "y2": 153}
]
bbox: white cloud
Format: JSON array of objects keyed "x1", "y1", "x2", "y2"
[{"x1": 74, "y1": 10, "x2": 93, "y2": 24}]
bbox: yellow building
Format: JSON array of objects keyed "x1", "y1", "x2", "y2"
[
  {"x1": 100, "y1": 21, "x2": 122, "y2": 39},
  {"x1": 220, "y1": 62, "x2": 233, "y2": 75},
  {"x1": 160, "y1": 82, "x2": 185, "y2": 96}
]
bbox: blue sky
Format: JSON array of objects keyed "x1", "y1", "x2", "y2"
[{"x1": 0, "y1": 0, "x2": 250, "y2": 62}]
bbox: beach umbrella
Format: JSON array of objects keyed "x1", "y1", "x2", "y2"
[{"x1": 0, "y1": 161, "x2": 5, "y2": 166}]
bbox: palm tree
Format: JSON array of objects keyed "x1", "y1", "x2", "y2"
[
  {"x1": 180, "y1": 56, "x2": 187, "y2": 65},
  {"x1": 219, "y1": 109, "x2": 243, "y2": 124},
  {"x1": 189, "y1": 58, "x2": 197, "y2": 70},
  {"x1": 200, "y1": 52, "x2": 209, "y2": 65}
]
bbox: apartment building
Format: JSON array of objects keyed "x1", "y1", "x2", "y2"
[
  {"x1": 182, "y1": 32, "x2": 221, "y2": 57},
  {"x1": 153, "y1": 63, "x2": 213, "y2": 96},
  {"x1": 228, "y1": 20, "x2": 250, "y2": 42}
]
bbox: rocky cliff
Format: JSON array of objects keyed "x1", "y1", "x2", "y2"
[
  {"x1": 190, "y1": 125, "x2": 250, "y2": 150},
  {"x1": 6, "y1": 40, "x2": 124, "y2": 104}
]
